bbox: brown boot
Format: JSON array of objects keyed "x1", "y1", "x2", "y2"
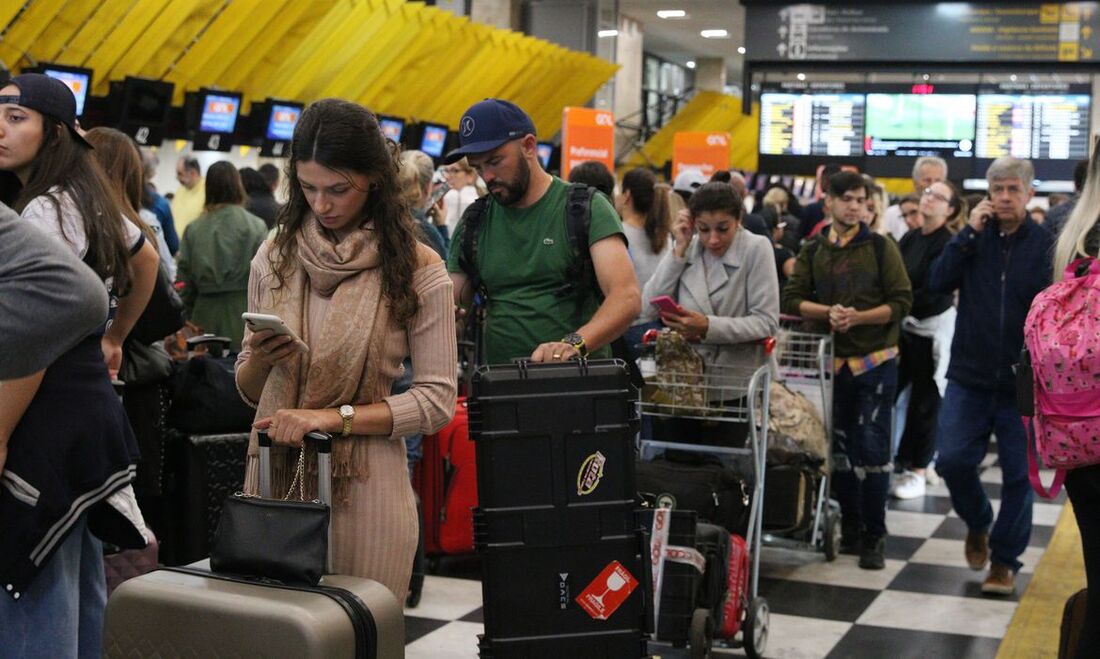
[
  {"x1": 981, "y1": 563, "x2": 1016, "y2": 596},
  {"x1": 965, "y1": 530, "x2": 990, "y2": 571}
]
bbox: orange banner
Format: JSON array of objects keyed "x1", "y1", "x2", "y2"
[
  {"x1": 561, "y1": 107, "x2": 615, "y2": 180},
  {"x1": 672, "y1": 132, "x2": 731, "y2": 180}
]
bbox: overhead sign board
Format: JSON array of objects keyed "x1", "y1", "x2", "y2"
[{"x1": 746, "y1": 2, "x2": 1100, "y2": 63}]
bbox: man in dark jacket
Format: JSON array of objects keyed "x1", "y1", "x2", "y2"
[
  {"x1": 782, "y1": 171, "x2": 913, "y2": 570},
  {"x1": 928, "y1": 156, "x2": 1054, "y2": 596}
]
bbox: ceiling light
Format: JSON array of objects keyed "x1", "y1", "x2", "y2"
[
  {"x1": 1010, "y1": 74, "x2": 1018, "y2": 81},
  {"x1": 700, "y1": 29, "x2": 729, "y2": 39},
  {"x1": 598, "y1": 29, "x2": 618, "y2": 38},
  {"x1": 657, "y1": 10, "x2": 687, "y2": 19},
  {"x1": 737, "y1": 46, "x2": 746, "y2": 55},
  {"x1": 686, "y1": 61, "x2": 696, "y2": 69},
  {"x1": 796, "y1": 73, "x2": 806, "y2": 81},
  {"x1": 922, "y1": 74, "x2": 930, "y2": 81}
]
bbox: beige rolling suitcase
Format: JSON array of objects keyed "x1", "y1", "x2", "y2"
[{"x1": 103, "y1": 431, "x2": 405, "y2": 658}]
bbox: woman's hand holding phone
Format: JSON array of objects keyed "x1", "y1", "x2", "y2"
[
  {"x1": 672, "y1": 209, "x2": 694, "y2": 258},
  {"x1": 242, "y1": 313, "x2": 307, "y2": 367}
]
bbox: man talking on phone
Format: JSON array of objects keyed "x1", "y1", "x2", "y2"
[
  {"x1": 444, "y1": 99, "x2": 640, "y2": 365},
  {"x1": 928, "y1": 156, "x2": 1054, "y2": 596}
]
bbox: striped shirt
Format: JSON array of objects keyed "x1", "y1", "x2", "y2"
[{"x1": 835, "y1": 346, "x2": 899, "y2": 376}]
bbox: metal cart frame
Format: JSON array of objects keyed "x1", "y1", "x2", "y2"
[
  {"x1": 767, "y1": 319, "x2": 839, "y2": 560},
  {"x1": 638, "y1": 361, "x2": 771, "y2": 659}
]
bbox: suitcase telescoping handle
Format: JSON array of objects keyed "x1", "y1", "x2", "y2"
[
  {"x1": 256, "y1": 430, "x2": 334, "y2": 506},
  {"x1": 256, "y1": 429, "x2": 334, "y2": 573}
]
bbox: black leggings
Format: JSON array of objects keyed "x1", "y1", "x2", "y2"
[
  {"x1": 1065, "y1": 463, "x2": 1100, "y2": 659},
  {"x1": 896, "y1": 331, "x2": 939, "y2": 470}
]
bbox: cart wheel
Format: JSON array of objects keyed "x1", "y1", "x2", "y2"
[
  {"x1": 689, "y1": 608, "x2": 713, "y2": 659},
  {"x1": 743, "y1": 598, "x2": 769, "y2": 659},
  {"x1": 823, "y1": 509, "x2": 841, "y2": 562}
]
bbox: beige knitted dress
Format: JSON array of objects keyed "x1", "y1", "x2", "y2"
[{"x1": 237, "y1": 240, "x2": 457, "y2": 602}]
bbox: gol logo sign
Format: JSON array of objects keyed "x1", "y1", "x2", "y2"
[
  {"x1": 576, "y1": 451, "x2": 607, "y2": 495},
  {"x1": 706, "y1": 134, "x2": 729, "y2": 147},
  {"x1": 595, "y1": 112, "x2": 614, "y2": 127}
]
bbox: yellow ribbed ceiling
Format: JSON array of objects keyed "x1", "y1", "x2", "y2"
[{"x1": 0, "y1": 0, "x2": 618, "y2": 137}]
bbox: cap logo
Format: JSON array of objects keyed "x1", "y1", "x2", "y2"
[{"x1": 461, "y1": 116, "x2": 476, "y2": 137}]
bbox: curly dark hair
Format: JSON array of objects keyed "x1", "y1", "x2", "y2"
[{"x1": 268, "y1": 98, "x2": 419, "y2": 323}]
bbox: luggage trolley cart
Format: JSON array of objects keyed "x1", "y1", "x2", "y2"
[
  {"x1": 767, "y1": 315, "x2": 840, "y2": 560},
  {"x1": 637, "y1": 351, "x2": 771, "y2": 659}
]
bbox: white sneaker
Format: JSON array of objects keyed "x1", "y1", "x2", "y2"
[
  {"x1": 925, "y1": 463, "x2": 941, "y2": 486},
  {"x1": 891, "y1": 471, "x2": 927, "y2": 500}
]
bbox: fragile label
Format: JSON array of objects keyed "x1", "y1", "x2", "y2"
[{"x1": 575, "y1": 561, "x2": 639, "y2": 621}]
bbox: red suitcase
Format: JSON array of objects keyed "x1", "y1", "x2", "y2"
[{"x1": 416, "y1": 398, "x2": 477, "y2": 555}]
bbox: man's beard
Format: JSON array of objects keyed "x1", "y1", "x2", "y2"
[{"x1": 488, "y1": 157, "x2": 531, "y2": 207}]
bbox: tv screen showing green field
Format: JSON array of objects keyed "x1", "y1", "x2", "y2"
[{"x1": 864, "y1": 93, "x2": 976, "y2": 157}]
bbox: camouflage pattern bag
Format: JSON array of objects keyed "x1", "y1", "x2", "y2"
[
  {"x1": 648, "y1": 330, "x2": 707, "y2": 415},
  {"x1": 767, "y1": 381, "x2": 828, "y2": 470}
]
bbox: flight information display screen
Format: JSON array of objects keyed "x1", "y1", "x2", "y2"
[
  {"x1": 759, "y1": 90, "x2": 864, "y2": 157},
  {"x1": 976, "y1": 87, "x2": 1090, "y2": 161},
  {"x1": 864, "y1": 86, "x2": 976, "y2": 158}
]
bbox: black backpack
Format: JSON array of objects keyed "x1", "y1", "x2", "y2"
[{"x1": 456, "y1": 184, "x2": 641, "y2": 385}]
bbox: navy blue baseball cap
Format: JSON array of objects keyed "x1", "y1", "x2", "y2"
[{"x1": 443, "y1": 98, "x2": 536, "y2": 164}]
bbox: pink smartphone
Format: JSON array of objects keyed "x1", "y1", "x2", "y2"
[{"x1": 649, "y1": 296, "x2": 684, "y2": 315}]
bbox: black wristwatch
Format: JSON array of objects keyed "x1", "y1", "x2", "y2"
[{"x1": 561, "y1": 332, "x2": 588, "y2": 358}]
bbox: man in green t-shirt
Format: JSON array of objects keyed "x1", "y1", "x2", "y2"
[{"x1": 444, "y1": 99, "x2": 640, "y2": 365}]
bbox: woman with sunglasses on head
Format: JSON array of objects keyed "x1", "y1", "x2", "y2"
[
  {"x1": 0, "y1": 73, "x2": 153, "y2": 658},
  {"x1": 235, "y1": 99, "x2": 457, "y2": 602},
  {"x1": 890, "y1": 180, "x2": 967, "y2": 500}
]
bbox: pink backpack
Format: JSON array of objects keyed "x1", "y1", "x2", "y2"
[{"x1": 1022, "y1": 257, "x2": 1100, "y2": 498}]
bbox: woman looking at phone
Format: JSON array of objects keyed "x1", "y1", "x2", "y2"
[
  {"x1": 234, "y1": 99, "x2": 457, "y2": 602},
  {"x1": 643, "y1": 181, "x2": 779, "y2": 362}
]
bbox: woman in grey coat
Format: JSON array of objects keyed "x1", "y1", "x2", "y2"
[
  {"x1": 642, "y1": 182, "x2": 779, "y2": 446},
  {"x1": 643, "y1": 181, "x2": 780, "y2": 370}
]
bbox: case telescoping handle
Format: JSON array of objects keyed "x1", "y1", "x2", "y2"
[{"x1": 256, "y1": 429, "x2": 334, "y2": 507}]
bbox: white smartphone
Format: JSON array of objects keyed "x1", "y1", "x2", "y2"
[{"x1": 242, "y1": 312, "x2": 304, "y2": 346}]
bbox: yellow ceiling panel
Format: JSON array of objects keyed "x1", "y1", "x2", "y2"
[
  {"x1": 165, "y1": 0, "x2": 285, "y2": 107},
  {"x1": 316, "y1": 0, "x2": 408, "y2": 103},
  {"x1": 0, "y1": 1, "x2": 28, "y2": 30},
  {"x1": 16, "y1": 0, "x2": 106, "y2": 67},
  {"x1": 374, "y1": 9, "x2": 468, "y2": 118},
  {"x1": 135, "y1": 0, "x2": 227, "y2": 81},
  {"x1": 358, "y1": 4, "x2": 444, "y2": 114},
  {"x1": 419, "y1": 21, "x2": 500, "y2": 122},
  {"x1": 259, "y1": 0, "x2": 360, "y2": 100},
  {"x1": 292, "y1": 1, "x2": 397, "y2": 102},
  {"x1": 56, "y1": 0, "x2": 139, "y2": 66},
  {"x1": 235, "y1": 0, "x2": 340, "y2": 100},
  {"x1": 114, "y1": 0, "x2": 222, "y2": 88},
  {"x1": 212, "y1": 1, "x2": 321, "y2": 101},
  {"x1": 86, "y1": 0, "x2": 172, "y2": 94},
  {"x1": 0, "y1": 0, "x2": 66, "y2": 66},
  {"x1": 622, "y1": 92, "x2": 759, "y2": 172}
]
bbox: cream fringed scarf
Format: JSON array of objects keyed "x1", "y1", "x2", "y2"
[{"x1": 246, "y1": 217, "x2": 390, "y2": 504}]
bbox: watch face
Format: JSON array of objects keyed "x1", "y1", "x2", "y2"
[{"x1": 340, "y1": 404, "x2": 354, "y2": 418}]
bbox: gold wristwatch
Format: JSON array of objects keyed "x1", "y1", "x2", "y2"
[
  {"x1": 338, "y1": 404, "x2": 355, "y2": 437},
  {"x1": 561, "y1": 332, "x2": 588, "y2": 358}
]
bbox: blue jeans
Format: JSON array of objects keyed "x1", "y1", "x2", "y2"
[
  {"x1": 0, "y1": 516, "x2": 105, "y2": 658},
  {"x1": 831, "y1": 360, "x2": 896, "y2": 538},
  {"x1": 936, "y1": 380, "x2": 1032, "y2": 571}
]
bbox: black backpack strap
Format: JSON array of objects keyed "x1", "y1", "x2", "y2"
[
  {"x1": 458, "y1": 196, "x2": 492, "y2": 299},
  {"x1": 558, "y1": 183, "x2": 596, "y2": 301}
]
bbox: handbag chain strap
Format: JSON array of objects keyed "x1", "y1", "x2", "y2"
[{"x1": 284, "y1": 447, "x2": 307, "y2": 501}]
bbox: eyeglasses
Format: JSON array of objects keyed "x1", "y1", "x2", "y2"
[{"x1": 922, "y1": 188, "x2": 951, "y2": 204}]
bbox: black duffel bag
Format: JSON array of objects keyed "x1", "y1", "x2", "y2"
[
  {"x1": 167, "y1": 355, "x2": 255, "y2": 435},
  {"x1": 636, "y1": 453, "x2": 750, "y2": 535}
]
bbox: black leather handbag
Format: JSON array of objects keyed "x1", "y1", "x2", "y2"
[{"x1": 210, "y1": 431, "x2": 332, "y2": 586}]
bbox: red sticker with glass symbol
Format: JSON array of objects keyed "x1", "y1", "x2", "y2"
[{"x1": 575, "y1": 561, "x2": 639, "y2": 620}]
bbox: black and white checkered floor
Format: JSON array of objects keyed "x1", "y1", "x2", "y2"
[{"x1": 403, "y1": 459, "x2": 1066, "y2": 658}]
